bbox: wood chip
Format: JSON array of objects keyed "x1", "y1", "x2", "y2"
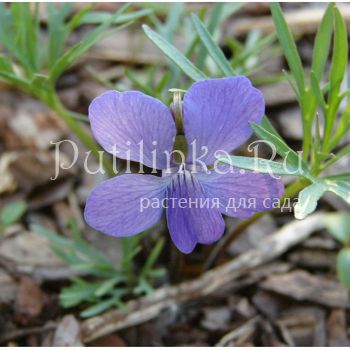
[
  {"x1": 277, "y1": 307, "x2": 326, "y2": 346},
  {"x1": 287, "y1": 248, "x2": 337, "y2": 270},
  {"x1": 327, "y1": 309, "x2": 350, "y2": 347},
  {"x1": 0, "y1": 231, "x2": 74, "y2": 282},
  {"x1": 201, "y1": 306, "x2": 231, "y2": 331},
  {"x1": 0, "y1": 152, "x2": 18, "y2": 194},
  {"x1": 53, "y1": 315, "x2": 83, "y2": 347},
  {"x1": 215, "y1": 316, "x2": 260, "y2": 347},
  {"x1": 260, "y1": 270, "x2": 349, "y2": 308}
]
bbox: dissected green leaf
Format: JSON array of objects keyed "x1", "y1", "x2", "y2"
[
  {"x1": 141, "y1": 238, "x2": 165, "y2": 277},
  {"x1": 33, "y1": 223, "x2": 114, "y2": 269},
  {"x1": 95, "y1": 276, "x2": 127, "y2": 297},
  {"x1": 325, "y1": 180, "x2": 350, "y2": 204},
  {"x1": 134, "y1": 277, "x2": 154, "y2": 295},
  {"x1": 296, "y1": 179, "x2": 350, "y2": 220},
  {"x1": 80, "y1": 293, "x2": 126, "y2": 318},
  {"x1": 60, "y1": 280, "x2": 99, "y2": 308},
  {"x1": 294, "y1": 181, "x2": 328, "y2": 220}
]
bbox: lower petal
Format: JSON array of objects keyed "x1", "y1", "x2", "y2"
[
  {"x1": 166, "y1": 171, "x2": 225, "y2": 253},
  {"x1": 84, "y1": 174, "x2": 169, "y2": 237},
  {"x1": 197, "y1": 164, "x2": 284, "y2": 218}
]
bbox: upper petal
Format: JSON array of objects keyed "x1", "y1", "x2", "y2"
[
  {"x1": 89, "y1": 90, "x2": 176, "y2": 169},
  {"x1": 183, "y1": 77, "x2": 265, "y2": 165},
  {"x1": 197, "y1": 164, "x2": 284, "y2": 218},
  {"x1": 84, "y1": 174, "x2": 169, "y2": 236},
  {"x1": 166, "y1": 171, "x2": 225, "y2": 254}
]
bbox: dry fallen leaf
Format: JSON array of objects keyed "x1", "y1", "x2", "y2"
[{"x1": 15, "y1": 276, "x2": 46, "y2": 325}]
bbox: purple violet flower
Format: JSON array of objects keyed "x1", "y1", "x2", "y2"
[{"x1": 84, "y1": 76, "x2": 284, "y2": 253}]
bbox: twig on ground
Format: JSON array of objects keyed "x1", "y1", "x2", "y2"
[{"x1": 0, "y1": 322, "x2": 57, "y2": 344}]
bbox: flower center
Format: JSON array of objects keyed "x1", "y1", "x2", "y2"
[{"x1": 162, "y1": 162, "x2": 206, "y2": 178}]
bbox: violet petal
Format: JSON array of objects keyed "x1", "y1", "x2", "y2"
[
  {"x1": 183, "y1": 76, "x2": 265, "y2": 165},
  {"x1": 197, "y1": 164, "x2": 284, "y2": 218},
  {"x1": 89, "y1": 90, "x2": 176, "y2": 169},
  {"x1": 166, "y1": 171, "x2": 225, "y2": 253},
  {"x1": 84, "y1": 174, "x2": 169, "y2": 236}
]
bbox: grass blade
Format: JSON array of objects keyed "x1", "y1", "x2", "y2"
[
  {"x1": 250, "y1": 121, "x2": 311, "y2": 179},
  {"x1": 311, "y1": 3, "x2": 334, "y2": 81},
  {"x1": 191, "y1": 14, "x2": 235, "y2": 76},
  {"x1": 50, "y1": 6, "x2": 130, "y2": 83},
  {"x1": 143, "y1": 24, "x2": 207, "y2": 81},
  {"x1": 328, "y1": 5, "x2": 348, "y2": 105},
  {"x1": 270, "y1": 3, "x2": 305, "y2": 93}
]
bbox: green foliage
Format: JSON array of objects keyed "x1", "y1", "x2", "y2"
[
  {"x1": 0, "y1": 3, "x2": 138, "y2": 91},
  {"x1": 311, "y1": 4, "x2": 334, "y2": 81},
  {"x1": 191, "y1": 13, "x2": 235, "y2": 77},
  {"x1": 140, "y1": 4, "x2": 350, "y2": 225},
  {"x1": 271, "y1": 3, "x2": 350, "y2": 167},
  {"x1": 105, "y1": 3, "x2": 279, "y2": 102},
  {"x1": 324, "y1": 213, "x2": 350, "y2": 290},
  {"x1": 324, "y1": 213, "x2": 350, "y2": 245},
  {"x1": 260, "y1": 4, "x2": 350, "y2": 220},
  {"x1": 270, "y1": 3, "x2": 305, "y2": 93},
  {"x1": 143, "y1": 24, "x2": 207, "y2": 82},
  {"x1": 0, "y1": 200, "x2": 27, "y2": 232},
  {"x1": 294, "y1": 182, "x2": 328, "y2": 220},
  {"x1": 250, "y1": 122, "x2": 313, "y2": 180},
  {"x1": 0, "y1": 3, "x2": 153, "y2": 176},
  {"x1": 337, "y1": 249, "x2": 350, "y2": 290},
  {"x1": 32, "y1": 220, "x2": 164, "y2": 317}
]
